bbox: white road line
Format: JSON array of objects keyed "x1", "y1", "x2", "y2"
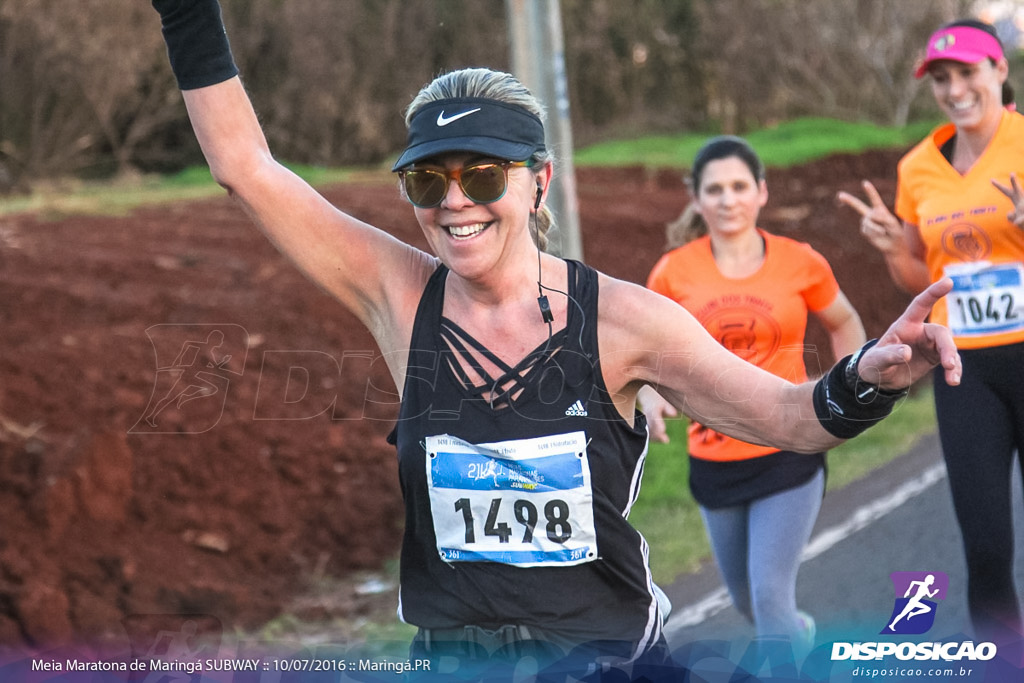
[
  {"x1": 663, "y1": 462, "x2": 948, "y2": 637},
  {"x1": 801, "y1": 462, "x2": 947, "y2": 561},
  {"x1": 663, "y1": 587, "x2": 732, "y2": 633}
]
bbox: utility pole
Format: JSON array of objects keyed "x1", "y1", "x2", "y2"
[{"x1": 506, "y1": 0, "x2": 583, "y2": 261}]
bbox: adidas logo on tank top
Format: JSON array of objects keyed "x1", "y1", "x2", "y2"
[{"x1": 564, "y1": 400, "x2": 588, "y2": 417}]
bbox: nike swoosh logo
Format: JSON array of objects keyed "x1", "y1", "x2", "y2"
[{"x1": 436, "y1": 108, "x2": 481, "y2": 126}]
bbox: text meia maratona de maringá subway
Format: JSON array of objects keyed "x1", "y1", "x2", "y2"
[{"x1": 30, "y1": 659, "x2": 259, "y2": 674}]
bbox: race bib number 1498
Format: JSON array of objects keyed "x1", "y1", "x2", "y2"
[{"x1": 426, "y1": 432, "x2": 598, "y2": 568}]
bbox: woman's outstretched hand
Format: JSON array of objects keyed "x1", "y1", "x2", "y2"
[{"x1": 857, "y1": 278, "x2": 961, "y2": 389}]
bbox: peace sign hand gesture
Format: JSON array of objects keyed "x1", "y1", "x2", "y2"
[
  {"x1": 991, "y1": 173, "x2": 1024, "y2": 228},
  {"x1": 837, "y1": 180, "x2": 904, "y2": 255}
]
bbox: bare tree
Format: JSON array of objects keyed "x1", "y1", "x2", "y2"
[
  {"x1": 1, "y1": 0, "x2": 97, "y2": 181},
  {"x1": 561, "y1": 0, "x2": 706, "y2": 141},
  {"x1": 0, "y1": 0, "x2": 182, "y2": 181},
  {"x1": 0, "y1": 0, "x2": 993, "y2": 188},
  {"x1": 694, "y1": 0, "x2": 973, "y2": 130}
]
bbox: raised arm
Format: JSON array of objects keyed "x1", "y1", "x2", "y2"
[
  {"x1": 152, "y1": 1, "x2": 434, "y2": 368},
  {"x1": 602, "y1": 277, "x2": 960, "y2": 453},
  {"x1": 837, "y1": 181, "x2": 932, "y2": 294},
  {"x1": 180, "y1": 82, "x2": 431, "y2": 330}
]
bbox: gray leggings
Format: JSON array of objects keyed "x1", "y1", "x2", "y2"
[{"x1": 699, "y1": 468, "x2": 825, "y2": 639}]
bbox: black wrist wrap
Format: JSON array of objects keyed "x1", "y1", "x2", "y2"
[
  {"x1": 153, "y1": 0, "x2": 239, "y2": 90},
  {"x1": 812, "y1": 339, "x2": 908, "y2": 439}
]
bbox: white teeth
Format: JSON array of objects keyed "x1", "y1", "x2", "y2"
[{"x1": 446, "y1": 223, "x2": 487, "y2": 240}]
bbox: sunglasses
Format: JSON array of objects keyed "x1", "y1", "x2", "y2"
[{"x1": 398, "y1": 160, "x2": 533, "y2": 208}]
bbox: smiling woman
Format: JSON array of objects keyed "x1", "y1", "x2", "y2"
[
  {"x1": 152, "y1": 0, "x2": 961, "y2": 677},
  {"x1": 839, "y1": 18, "x2": 1024, "y2": 648}
]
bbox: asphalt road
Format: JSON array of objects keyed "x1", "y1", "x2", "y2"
[{"x1": 659, "y1": 432, "x2": 1024, "y2": 680}]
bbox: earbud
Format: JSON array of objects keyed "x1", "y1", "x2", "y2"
[{"x1": 534, "y1": 186, "x2": 543, "y2": 209}]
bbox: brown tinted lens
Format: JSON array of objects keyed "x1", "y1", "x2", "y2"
[
  {"x1": 403, "y1": 169, "x2": 448, "y2": 207},
  {"x1": 460, "y1": 164, "x2": 507, "y2": 203}
]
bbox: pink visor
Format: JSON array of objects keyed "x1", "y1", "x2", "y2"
[{"x1": 915, "y1": 26, "x2": 1004, "y2": 78}]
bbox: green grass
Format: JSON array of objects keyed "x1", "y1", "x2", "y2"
[
  {"x1": 630, "y1": 386, "x2": 938, "y2": 585},
  {"x1": 0, "y1": 163, "x2": 387, "y2": 218},
  {"x1": 825, "y1": 385, "x2": 937, "y2": 491},
  {"x1": 574, "y1": 116, "x2": 940, "y2": 169}
]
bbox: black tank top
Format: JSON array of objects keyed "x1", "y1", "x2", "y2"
[{"x1": 387, "y1": 260, "x2": 663, "y2": 650}]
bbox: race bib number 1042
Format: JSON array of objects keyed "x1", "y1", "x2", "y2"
[
  {"x1": 945, "y1": 262, "x2": 1024, "y2": 338},
  {"x1": 426, "y1": 432, "x2": 598, "y2": 568}
]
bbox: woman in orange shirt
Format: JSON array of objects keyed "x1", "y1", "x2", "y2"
[
  {"x1": 644, "y1": 136, "x2": 866, "y2": 651},
  {"x1": 839, "y1": 19, "x2": 1024, "y2": 643}
]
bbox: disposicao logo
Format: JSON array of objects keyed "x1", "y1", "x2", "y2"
[
  {"x1": 882, "y1": 571, "x2": 948, "y2": 635},
  {"x1": 830, "y1": 570, "x2": 998, "y2": 664}
]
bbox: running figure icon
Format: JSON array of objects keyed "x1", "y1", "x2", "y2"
[
  {"x1": 142, "y1": 329, "x2": 231, "y2": 427},
  {"x1": 888, "y1": 574, "x2": 940, "y2": 631}
]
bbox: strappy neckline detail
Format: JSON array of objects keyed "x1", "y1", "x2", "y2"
[
  {"x1": 435, "y1": 263, "x2": 580, "y2": 412},
  {"x1": 438, "y1": 316, "x2": 568, "y2": 410}
]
